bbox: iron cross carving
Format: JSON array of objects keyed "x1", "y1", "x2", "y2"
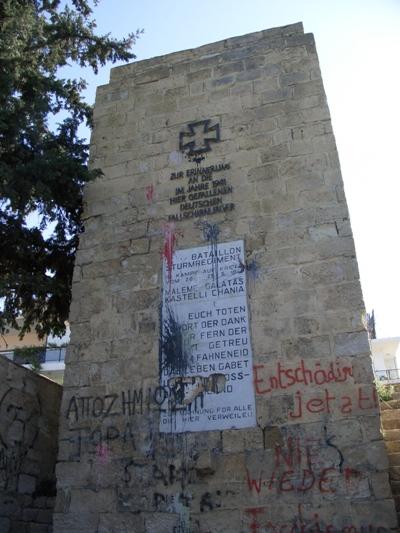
[{"x1": 179, "y1": 120, "x2": 220, "y2": 161}]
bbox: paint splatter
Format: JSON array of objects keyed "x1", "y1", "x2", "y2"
[
  {"x1": 194, "y1": 155, "x2": 205, "y2": 164},
  {"x1": 167, "y1": 374, "x2": 226, "y2": 410},
  {"x1": 168, "y1": 150, "x2": 184, "y2": 166},
  {"x1": 96, "y1": 443, "x2": 109, "y2": 465},
  {"x1": 161, "y1": 307, "x2": 190, "y2": 377},
  {"x1": 238, "y1": 257, "x2": 261, "y2": 290},
  {"x1": 344, "y1": 466, "x2": 361, "y2": 483},
  {"x1": 196, "y1": 220, "x2": 221, "y2": 285},
  {"x1": 323, "y1": 425, "x2": 344, "y2": 473},
  {"x1": 198, "y1": 220, "x2": 220, "y2": 243},
  {"x1": 145, "y1": 184, "x2": 154, "y2": 204},
  {"x1": 161, "y1": 222, "x2": 178, "y2": 289}
]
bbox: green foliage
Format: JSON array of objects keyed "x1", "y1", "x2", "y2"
[
  {"x1": 0, "y1": 1, "x2": 140, "y2": 339},
  {"x1": 375, "y1": 380, "x2": 394, "y2": 402},
  {"x1": 13, "y1": 345, "x2": 44, "y2": 372}
]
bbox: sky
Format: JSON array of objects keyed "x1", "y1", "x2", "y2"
[{"x1": 75, "y1": 0, "x2": 400, "y2": 338}]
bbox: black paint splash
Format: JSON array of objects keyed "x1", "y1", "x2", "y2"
[
  {"x1": 160, "y1": 307, "x2": 189, "y2": 377},
  {"x1": 323, "y1": 425, "x2": 344, "y2": 473},
  {"x1": 196, "y1": 220, "x2": 221, "y2": 286}
]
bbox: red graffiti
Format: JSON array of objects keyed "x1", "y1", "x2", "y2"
[
  {"x1": 247, "y1": 466, "x2": 336, "y2": 495},
  {"x1": 253, "y1": 359, "x2": 353, "y2": 395},
  {"x1": 245, "y1": 507, "x2": 264, "y2": 533},
  {"x1": 161, "y1": 222, "x2": 178, "y2": 289},
  {"x1": 145, "y1": 184, "x2": 154, "y2": 204},
  {"x1": 244, "y1": 504, "x2": 386, "y2": 532},
  {"x1": 253, "y1": 360, "x2": 378, "y2": 419},
  {"x1": 246, "y1": 468, "x2": 262, "y2": 494},
  {"x1": 288, "y1": 386, "x2": 378, "y2": 419},
  {"x1": 274, "y1": 436, "x2": 310, "y2": 469},
  {"x1": 245, "y1": 436, "x2": 361, "y2": 497}
]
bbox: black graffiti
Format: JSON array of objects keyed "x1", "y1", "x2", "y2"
[
  {"x1": 66, "y1": 389, "x2": 159, "y2": 422},
  {"x1": 153, "y1": 491, "x2": 192, "y2": 511},
  {"x1": 62, "y1": 422, "x2": 136, "y2": 460},
  {"x1": 65, "y1": 380, "x2": 226, "y2": 422},
  {"x1": 152, "y1": 488, "x2": 234, "y2": 513},
  {"x1": 323, "y1": 425, "x2": 344, "y2": 473},
  {"x1": 0, "y1": 447, "x2": 23, "y2": 482},
  {"x1": 200, "y1": 490, "x2": 221, "y2": 512},
  {"x1": 0, "y1": 387, "x2": 41, "y2": 448},
  {"x1": 0, "y1": 387, "x2": 41, "y2": 489},
  {"x1": 152, "y1": 463, "x2": 196, "y2": 487},
  {"x1": 121, "y1": 389, "x2": 145, "y2": 416},
  {"x1": 66, "y1": 394, "x2": 120, "y2": 422},
  {"x1": 123, "y1": 458, "x2": 148, "y2": 486}
]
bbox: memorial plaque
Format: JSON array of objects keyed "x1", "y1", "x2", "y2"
[{"x1": 159, "y1": 240, "x2": 256, "y2": 432}]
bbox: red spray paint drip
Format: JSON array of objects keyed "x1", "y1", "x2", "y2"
[
  {"x1": 145, "y1": 184, "x2": 154, "y2": 204},
  {"x1": 162, "y1": 222, "x2": 177, "y2": 289}
]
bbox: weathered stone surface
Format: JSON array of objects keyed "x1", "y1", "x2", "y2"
[
  {"x1": 55, "y1": 22, "x2": 397, "y2": 532},
  {"x1": 17, "y1": 475, "x2": 36, "y2": 495},
  {"x1": 0, "y1": 357, "x2": 62, "y2": 532}
]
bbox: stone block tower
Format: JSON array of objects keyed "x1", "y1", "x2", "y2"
[{"x1": 54, "y1": 23, "x2": 397, "y2": 532}]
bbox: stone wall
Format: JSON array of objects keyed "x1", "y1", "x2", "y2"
[
  {"x1": 0, "y1": 356, "x2": 62, "y2": 532},
  {"x1": 55, "y1": 23, "x2": 397, "y2": 532},
  {"x1": 380, "y1": 384, "x2": 400, "y2": 525}
]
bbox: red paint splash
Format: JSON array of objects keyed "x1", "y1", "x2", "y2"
[
  {"x1": 145, "y1": 184, "x2": 154, "y2": 204},
  {"x1": 245, "y1": 508, "x2": 265, "y2": 533},
  {"x1": 344, "y1": 466, "x2": 361, "y2": 483},
  {"x1": 96, "y1": 444, "x2": 109, "y2": 465},
  {"x1": 162, "y1": 222, "x2": 178, "y2": 289}
]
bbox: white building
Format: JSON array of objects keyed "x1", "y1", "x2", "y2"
[
  {"x1": 371, "y1": 337, "x2": 400, "y2": 382},
  {"x1": 0, "y1": 320, "x2": 68, "y2": 384}
]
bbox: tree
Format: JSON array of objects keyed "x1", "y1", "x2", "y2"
[{"x1": 0, "y1": 0, "x2": 140, "y2": 339}]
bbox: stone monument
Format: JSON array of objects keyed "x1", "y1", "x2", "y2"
[{"x1": 54, "y1": 22, "x2": 398, "y2": 532}]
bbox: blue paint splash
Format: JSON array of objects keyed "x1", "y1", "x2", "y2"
[
  {"x1": 238, "y1": 257, "x2": 261, "y2": 289},
  {"x1": 195, "y1": 220, "x2": 221, "y2": 285}
]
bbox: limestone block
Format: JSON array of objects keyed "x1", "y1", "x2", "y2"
[
  {"x1": 98, "y1": 512, "x2": 145, "y2": 533},
  {"x1": 53, "y1": 511, "x2": 100, "y2": 532},
  {"x1": 334, "y1": 331, "x2": 370, "y2": 357},
  {"x1": 351, "y1": 499, "x2": 398, "y2": 528},
  {"x1": 191, "y1": 508, "x2": 241, "y2": 532},
  {"x1": 281, "y1": 335, "x2": 331, "y2": 359}
]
